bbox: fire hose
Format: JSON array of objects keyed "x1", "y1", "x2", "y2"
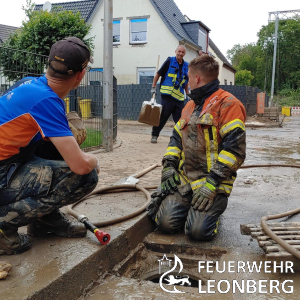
[{"x1": 68, "y1": 163, "x2": 300, "y2": 259}]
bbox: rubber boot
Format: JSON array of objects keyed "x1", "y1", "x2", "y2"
[
  {"x1": 27, "y1": 209, "x2": 86, "y2": 238},
  {"x1": 0, "y1": 226, "x2": 31, "y2": 255}
]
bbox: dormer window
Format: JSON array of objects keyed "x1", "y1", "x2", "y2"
[{"x1": 198, "y1": 26, "x2": 208, "y2": 52}]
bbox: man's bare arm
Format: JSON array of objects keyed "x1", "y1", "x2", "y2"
[
  {"x1": 49, "y1": 136, "x2": 99, "y2": 175},
  {"x1": 152, "y1": 73, "x2": 161, "y2": 88}
]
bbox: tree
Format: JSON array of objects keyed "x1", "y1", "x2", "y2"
[
  {"x1": 227, "y1": 43, "x2": 265, "y2": 89},
  {"x1": 227, "y1": 18, "x2": 300, "y2": 92},
  {"x1": 235, "y1": 70, "x2": 254, "y2": 86},
  {"x1": 258, "y1": 18, "x2": 300, "y2": 91},
  {"x1": 0, "y1": 0, "x2": 94, "y2": 81}
]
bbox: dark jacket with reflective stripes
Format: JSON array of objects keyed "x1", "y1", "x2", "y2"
[
  {"x1": 163, "y1": 83, "x2": 246, "y2": 196},
  {"x1": 160, "y1": 57, "x2": 189, "y2": 101}
]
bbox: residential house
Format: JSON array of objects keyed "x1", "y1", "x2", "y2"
[
  {"x1": 35, "y1": 0, "x2": 235, "y2": 85},
  {"x1": 0, "y1": 24, "x2": 18, "y2": 44}
]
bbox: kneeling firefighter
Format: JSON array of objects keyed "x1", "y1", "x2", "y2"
[{"x1": 146, "y1": 54, "x2": 246, "y2": 241}]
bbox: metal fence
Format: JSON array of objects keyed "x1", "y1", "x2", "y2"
[
  {"x1": 66, "y1": 71, "x2": 118, "y2": 152},
  {"x1": 0, "y1": 46, "x2": 117, "y2": 151},
  {"x1": 0, "y1": 45, "x2": 48, "y2": 93},
  {"x1": 117, "y1": 84, "x2": 269, "y2": 119}
]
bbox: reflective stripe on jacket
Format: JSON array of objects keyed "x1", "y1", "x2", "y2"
[
  {"x1": 160, "y1": 57, "x2": 188, "y2": 101},
  {"x1": 163, "y1": 88, "x2": 246, "y2": 196}
]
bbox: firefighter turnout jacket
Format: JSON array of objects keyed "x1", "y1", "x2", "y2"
[{"x1": 163, "y1": 80, "x2": 246, "y2": 196}]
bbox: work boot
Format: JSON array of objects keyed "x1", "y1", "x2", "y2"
[
  {"x1": 27, "y1": 210, "x2": 87, "y2": 238},
  {"x1": 0, "y1": 227, "x2": 31, "y2": 255},
  {"x1": 151, "y1": 136, "x2": 158, "y2": 143}
]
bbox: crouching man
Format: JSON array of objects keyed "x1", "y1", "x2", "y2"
[
  {"x1": 147, "y1": 55, "x2": 246, "y2": 241},
  {"x1": 0, "y1": 37, "x2": 100, "y2": 255}
]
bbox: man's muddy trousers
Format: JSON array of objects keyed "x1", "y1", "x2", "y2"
[
  {"x1": 155, "y1": 184, "x2": 228, "y2": 240},
  {"x1": 0, "y1": 155, "x2": 98, "y2": 229}
]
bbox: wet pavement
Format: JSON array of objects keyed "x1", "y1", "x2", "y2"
[{"x1": 1, "y1": 116, "x2": 300, "y2": 300}]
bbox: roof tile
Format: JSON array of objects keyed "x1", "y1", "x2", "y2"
[{"x1": 34, "y1": 0, "x2": 100, "y2": 22}]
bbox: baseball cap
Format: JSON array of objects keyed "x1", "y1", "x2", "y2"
[{"x1": 49, "y1": 37, "x2": 92, "y2": 75}]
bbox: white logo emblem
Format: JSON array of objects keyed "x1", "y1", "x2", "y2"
[{"x1": 159, "y1": 254, "x2": 191, "y2": 293}]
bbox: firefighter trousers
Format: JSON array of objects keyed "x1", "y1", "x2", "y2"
[{"x1": 155, "y1": 186, "x2": 228, "y2": 241}]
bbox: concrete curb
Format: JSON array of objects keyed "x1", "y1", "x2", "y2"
[
  {"x1": 29, "y1": 215, "x2": 154, "y2": 300},
  {"x1": 1, "y1": 214, "x2": 155, "y2": 300}
]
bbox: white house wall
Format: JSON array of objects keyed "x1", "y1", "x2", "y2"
[
  {"x1": 88, "y1": 0, "x2": 182, "y2": 84},
  {"x1": 87, "y1": 0, "x2": 235, "y2": 85},
  {"x1": 221, "y1": 67, "x2": 235, "y2": 85},
  {"x1": 208, "y1": 45, "x2": 235, "y2": 86}
]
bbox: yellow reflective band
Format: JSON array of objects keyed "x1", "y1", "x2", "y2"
[
  {"x1": 164, "y1": 146, "x2": 181, "y2": 157},
  {"x1": 191, "y1": 178, "x2": 206, "y2": 190},
  {"x1": 214, "y1": 219, "x2": 219, "y2": 234},
  {"x1": 174, "y1": 122, "x2": 182, "y2": 138},
  {"x1": 212, "y1": 126, "x2": 218, "y2": 163},
  {"x1": 171, "y1": 88, "x2": 184, "y2": 97},
  {"x1": 222, "y1": 178, "x2": 234, "y2": 185},
  {"x1": 178, "y1": 152, "x2": 186, "y2": 171},
  {"x1": 178, "y1": 157, "x2": 189, "y2": 184},
  {"x1": 161, "y1": 86, "x2": 184, "y2": 100},
  {"x1": 219, "y1": 184, "x2": 233, "y2": 194},
  {"x1": 168, "y1": 73, "x2": 177, "y2": 78},
  {"x1": 204, "y1": 129, "x2": 212, "y2": 172},
  {"x1": 164, "y1": 152, "x2": 181, "y2": 158},
  {"x1": 170, "y1": 93, "x2": 184, "y2": 101},
  {"x1": 220, "y1": 119, "x2": 245, "y2": 137},
  {"x1": 218, "y1": 150, "x2": 237, "y2": 168},
  {"x1": 181, "y1": 150, "x2": 185, "y2": 161},
  {"x1": 178, "y1": 173, "x2": 190, "y2": 185},
  {"x1": 160, "y1": 86, "x2": 174, "y2": 91}
]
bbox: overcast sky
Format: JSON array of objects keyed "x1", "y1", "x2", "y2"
[{"x1": 1, "y1": 0, "x2": 299, "y2": 58}]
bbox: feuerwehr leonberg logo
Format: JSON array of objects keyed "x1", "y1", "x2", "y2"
[{"x1": 158, "y1": 254, "x2": 191, "y2": 293}]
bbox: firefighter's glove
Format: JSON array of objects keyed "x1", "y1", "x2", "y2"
[
  {"x1": 191, "y1": 177, "x2": 218, "y2": 212},
  {"x1": 161, "y1": 166, "x2": 181, "y2": 196},
  {"x1": 150, "y1": 86, "x2": 156, "y2": 95},
  {"x1": 146, "y1": 190, "x2": 163, "y2": 220}
]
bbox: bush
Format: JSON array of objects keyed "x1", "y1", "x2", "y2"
[{"x1": 275, "y1": 88, "x2": 300, "y2": 107}]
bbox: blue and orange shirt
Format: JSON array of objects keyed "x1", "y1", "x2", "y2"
[{"x1": 0, "y1": 76, "x2": 73, "y2": 165}]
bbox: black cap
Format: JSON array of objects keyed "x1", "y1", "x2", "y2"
[{"x1": 49, "y1": 37, "x2": 92, "y2": 75}]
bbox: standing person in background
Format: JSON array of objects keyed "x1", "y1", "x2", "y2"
[{"x1": 150, "y1": 45, "x2": 189, "y2": 143}]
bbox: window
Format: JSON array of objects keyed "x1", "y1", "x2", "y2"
[
  {"x1": 224, "y1": 79, "x2": 227, "y2": 85},
  {"x1": 113, "y1": 20, "x2": 120, "y2": 44},
  {"x1": 130, "y1": 19, "x2": 147, "y2": 44},
  {"x1": 198, "y1": 29, "x2": 206, "y2": 51},
  {"x1": 137, "y1": 68, "x2": 155, "y2": 84},
  {"x1": 230, "y1": 81, "x2": 232, "y2": 85}
]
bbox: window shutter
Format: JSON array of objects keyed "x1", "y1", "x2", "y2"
[
  {"x1": 113, "y1": 21, "x2": 120, "y2": 36},
  {"x1": 131, "y1": 19, "x2": 147, "y2": 32}
]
